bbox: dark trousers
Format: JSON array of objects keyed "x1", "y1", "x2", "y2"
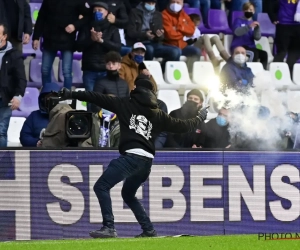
[
  {"x1": 93, "y1": 153, "x2": 153, "y2": 231},
  {"x1": 244, "y1": 46, "x2": 268, "y2": 70},
  {"x1": 274, "y1": 24, "x2": 300, "y2": 74}
]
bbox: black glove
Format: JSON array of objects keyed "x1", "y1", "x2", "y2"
[
  {"x1": 58, "y1": 87, "x2": 72, "y2": 100},
  {"x1": 186, "y1": 38, "x2": 197, "y2": 45},
  {"x1": 197, "y1": 106, "x2": 209, "y2": 122}
]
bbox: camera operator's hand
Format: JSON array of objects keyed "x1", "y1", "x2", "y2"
[
  {"x1": 197, "y1": 106, "x2": 209, "y2": 122},
  {"x1": 58, "y1": 87, "x2": 72, "y2": 100}
]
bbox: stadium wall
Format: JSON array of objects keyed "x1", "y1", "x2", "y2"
[{"x1": 0, "y1": 150, "x2": 299, "y2": 241}]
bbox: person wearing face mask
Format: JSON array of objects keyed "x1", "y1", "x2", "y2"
[
  {"x1": 220, "y1": 46, "x2": 255, "y2": 94},
  {"x1": 92, "y1": 51, "x2": 129, "y2": 112},
  {"x1": 202, "y1": 107, "x2": 231, "y2": 149},
  {"x1": 231, "y1": 2, "x2": 268, "y2": 69},
  {"x1": 20, "y1": 82, "x2": 61, "y2": 147},
  {"x1": 165, "y1": 89, "x2": 206, "y2": 148},
  {"x1": 119, "y1": 42, "x2": 157, "y2": 91},
  {"x1": 162, "y1": 0, "x2": 201, "y2": 71},
  {"x1": 126, "y1": 0, "x2": 178, "y2": 68},
  {"x1": 0, "y1": 23, "x2": 26, "y2": 147},
  {"x1": 76, "y1": 2, "x2": 121, "y2": 111}
]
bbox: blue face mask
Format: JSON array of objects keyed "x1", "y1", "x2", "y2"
[
  {"x1": 133, "y1": 54, "x2": 144, "y2": 64},
  {"x1": 94, "y1": 11, "x2": 103, "y2": 21},
  {"x1": 145, "y1": 3, "x2": 155, "y2": 11},
  {"x1": 216, "y1": 115, "x2": 228, "y2": 127}
]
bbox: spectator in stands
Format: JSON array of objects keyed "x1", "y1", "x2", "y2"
[
  {"x1": 127, "y1": 0, "x2": 178, "y2": 67},
  {"x1": 162, "y1": 0, "x2": 201, "y2": 69},
  {"x1": 0, "y1": 0, "x2": 32, "y2": 52},
  {"x1": 203, "y1": 107, "x2": 231, "y2": 148},
  {"x1": 231, "y1": 2, "x2": 268, "y2": 69},
  {"x1": 185, "y1": 13, "x2": 230, "y2": 68},
  {"x1": 0, "y1": 23, "x2": 26, "y2": 147},
  {"x1": 229, "y1": 0, "x2": 262, "y2": 21},
  {"x1": 165, "y1": 89, "x2": 205, "y2": 148},
  {"x1": 220, "y1": 46, "x2": 254, "y2": 94},
  {"x1": 20, "y1": 82, "x2": 61, "y2": 147},
  {"x1": 266, "y1": 0, "x2": 300, "y2": 75},
  {"x1": 119, "y1": 42, "x2": 157, "y2": 92},
  {"x1": 77, "y1": 2, "x2": 121, "y2": 111},
  {"x1": 93, "y1": 51, "x2": 129, "y2": 112},
  {"x1": 84, "y1": 0, "x2": 128, "y2": 29},
  {"x1": 32, "y1": 0, "x2": 86, "y2": 90},
  {"x1": 184, "y1": 0, "x2": 210, "y2": 25}
]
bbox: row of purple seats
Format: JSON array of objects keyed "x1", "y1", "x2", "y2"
[
  {"x1": 184, "y1": 8, "x2": 275, "y2": 37},
  {"x1": 27, "y1": 59, "x2": 83, "y2": 88}
]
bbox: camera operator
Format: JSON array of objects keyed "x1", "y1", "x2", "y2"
[{"x1": 20, "y1": 82, "x2": 61, "y2": 147}]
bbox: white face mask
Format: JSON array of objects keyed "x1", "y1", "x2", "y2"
[
  {"x1": 233, "y1": 54, "x2": 246, "y2": 65},
  {"x1": 170, "y1": 3, "x2": 182, "y2": 13}
]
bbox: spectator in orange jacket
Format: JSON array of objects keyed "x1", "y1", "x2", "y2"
[{"x1": 162, "y1": 0, "x2": 201, "y2": 64}]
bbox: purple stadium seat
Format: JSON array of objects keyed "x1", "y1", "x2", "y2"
[
  {"x1": 12, "y1": 87, "x2": 40, "y2": 117},
  {"x1": 183, "y1": 3, "x2": 189, "y2": 8},
  {"x1": 207, "y1": 9, "x2": 232, "y2": 34},
  {"x1": 29, "y1": 58, "x2": 57, "y2": 84},
  {"x1": 29, "y1": 3, "x2": 41, "y2": 24},
  {"x1": 257, "y1": 13, "x2": 275, "y2": 37},
  {"x1": 231, "y1": 11, "x2": 244, "y2": 28},
  {"x1": 58, "y1": 60, "x2": 83, "y2": 88},
  {"x1": 183, "y1": 8, "x2": 211, "y2": 34}
]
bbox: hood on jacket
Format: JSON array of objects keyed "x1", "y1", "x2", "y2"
[
  {"x1": 39, "y1": 82, "x2": 61, "y2": 112},
  {"x1": 121, "y1": 54, "x2": 138, "y2": 68},
  {"x1": 130, "y1": 87, "x2": 159, "y2": 118}
]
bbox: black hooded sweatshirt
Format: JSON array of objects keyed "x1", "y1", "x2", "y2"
[{"x1": 72, "y1": 87, "x2": 200, "y2": 155}]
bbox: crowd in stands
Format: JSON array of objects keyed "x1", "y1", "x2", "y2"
[{"x1": 1, "y1": 0, "x2": 300, "y2": 150}]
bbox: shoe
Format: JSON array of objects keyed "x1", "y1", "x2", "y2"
[
  {"x1": 89, "y1": 226, "x2": 117, "y2": 238},
  {"x1": 135, "y1": 229, "x2": 157, "y2": 238}
]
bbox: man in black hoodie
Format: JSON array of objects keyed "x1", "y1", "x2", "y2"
[
  {"x1": 77, "y1": 2, "x2": 121, "y2": 111},
  {"x1": 58, "y1": 78, "x2": 208, "y2": 238}
]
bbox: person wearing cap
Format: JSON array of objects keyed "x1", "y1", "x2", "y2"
[
  {"x1": 119, "y1": 42, "x2": 157, "y2": 92},
  {"x1": 58, "y1": 78, "x2": 208, "y2": 238},
  {"x1": 76, "y1": 1, "x2": 121, "y2": 111},
  {"x1": 32, "y1": 0, "x2": 87, "y2": 90},
  {"x1": 84, "y1": 0, "x2": 128, "y2": 29},
  {"x1": 165, "y1": 89, "x2": 206, "y2": 148}
]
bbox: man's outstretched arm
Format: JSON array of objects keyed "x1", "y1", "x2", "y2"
[
  {"x1": 59, "y1": 88, "x2": 121, "y2": 114},
  {"x1": 160, "y1": 107, "x2": 208, "y2": 134}
]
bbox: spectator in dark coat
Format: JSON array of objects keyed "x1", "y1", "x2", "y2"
[
  {"x1": 93, "y1": 51, "x2": 129, "y2": 112},
  {"x1": 77, "y1": 2, "x2": 121, "y2": 111},
  {"x1": 20, "y1": 82, "x2": 61, "y2": 147},
  {"x1": 126, "y1": 0, "x2": 165, "y2": 61},
  {"x1": 220, "y1": 46, "x2": 254, "y2": 95},
  {"x1": 0, "y1": 0, "x2": 32, "y2": 52},
  {"x1": 85, "y1": 0, "x2": 128, "y2": 29},
  {"x1": 155, "y1": 99, "x2": 168, "y2": 148},
  {"x1": 32, "y1": 0, "x2": 86, "y2": 89},
  {"x1": 165, "y1": 89, "x2": 205, "y2": 148},
  {"x1": 0, "y1": 23, "x2": 26, "y2": 147}
]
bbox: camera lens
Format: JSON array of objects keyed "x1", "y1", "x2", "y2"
[{"x1": 68, "y1": 115, "x2": 89, "y2": 135}]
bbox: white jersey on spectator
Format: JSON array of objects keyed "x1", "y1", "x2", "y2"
[{"x1": 184, "y1": 27, "x2": 201, "y2": 41}]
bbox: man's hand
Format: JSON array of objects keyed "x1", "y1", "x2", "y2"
[
  {"x1": 156, "y1": 29, "x2": 164, "y2": 37},
  {"x1": 37, "y1": 140, "x2": 42, "y2": 147},
  {"x1": 58, "y1": 88, "x2": 72, "y2": 100},
  {"x1": 10, "y1": 97, "x2": 21, "y2": 110},
  {"x1": 197, "y1": 106, "x2": 209, "y2": 122},
  {"x1": 65, "y1": 24, "x2": 75, "y2": 33},
  {"x1": 192, "y1": 144, "x2": 202, "y2": 148},
  {"x1": 91, "y1": 28, "x2": 99, "y2": 41},
  {"x1": 146, "y1": 30, "x2": 155, "y2": 40},
  {"x1": 107, "y1": 12, "x2": 116, "y2": 23},
  {"x1": 249, "y1": 21, "x2": 259, "y2": 28},
  {"x1": 32, "y1": 40, "x2": 39, "y2": 50},
  {"x1": 23, "y1": 34, "x2": 30, "y2": 44},
  {"x1": 142, "y1": 69, "x2": 151, "y2": 77}
]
